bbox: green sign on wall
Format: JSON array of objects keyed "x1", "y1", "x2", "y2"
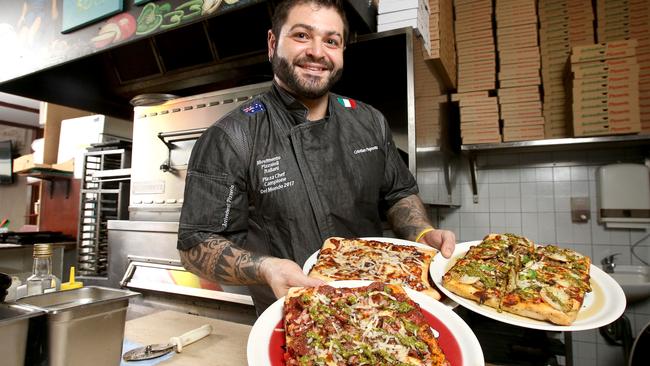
[{"x1": 62, "y1": 0, "x2": 124, "y2": 33}]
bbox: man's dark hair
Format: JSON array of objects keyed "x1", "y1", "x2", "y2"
[{"x1": 271, "y1": 0, "x2": 349, "y2": 46}]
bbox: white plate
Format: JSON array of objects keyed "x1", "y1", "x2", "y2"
[
  {"x1": 430, "y1": 241, "x2": 627, "y2": 331},
  {"x1": 246, "y1": 280, "x2": 484, "y2": 366},
  {"x1": 301, "y1": 236, "x2": 457, "y2": 308}
]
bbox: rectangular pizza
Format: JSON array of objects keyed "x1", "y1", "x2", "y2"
[
  {"x1": 442, "y1": 233, "x2": 592, "y2": 325},
  {"x1": 283, "y1": 282, "x2": 449, "y2": 365},
  {"x1": 308, "y1": 237, "x2": 440, "y2": 300}
]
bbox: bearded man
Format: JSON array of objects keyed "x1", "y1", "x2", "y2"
[{"x1": 177, "y1": 0, "x2": 456, "y2": 314}]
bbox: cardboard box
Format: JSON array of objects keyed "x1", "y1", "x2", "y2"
[
  {"x1": 455, "y1": 0, "x2": 492, "y2": 15},
  {"x1": 503, "y1": 124, "x2": 545, "y2": 142},
  {"x1": 571, "y1": 58, "x2": 638, "y2": 79},
  {"x1": 457, "y1": 43, "x2": 495, "y2": 57},
  {"x1": 12, "y1": 154, "x2": 51, "y2": 173},
  {"x1": 460, "y1": 119, "x2": 500, "y2": 129},
  {"x1": 503, "y1": 116, "x2": 545, "y2": 127},
  {"x1": 462, "y1": 103, "x2": 500, "y2": 114},
  {"x1": 500, "y1": 76, "x2": 542, "y2": 87},
  {"x1": 499, "y1": 69, "x2": 540, "y2": 81},
  {"x1": 571, "y1": 40, "x2": 638, "y2": 63},
  {"x1": 461, "y1": 133, "x2": 502, "y2": 144},
  {"x1": 451, "y1": 91, "x2": 489, "y2": 101},
  {"x1": 456, "y1": 36, "x2": 494, "y2": 50},
  {"x1": 455, "y1": 28, "x2": 493, "y2": 43},
  {"x1": 458, "y1": 59, "x2": 496, "y2": 71},
  {"x1": 458, "y1": 51, "x2": 496, "y2": 63},
  {"x1": 378, "y1": 0, "x2": 423, "y2": 14},
  {"x1": 457, "y1": 83, "x2": 496, "y2": 93}
]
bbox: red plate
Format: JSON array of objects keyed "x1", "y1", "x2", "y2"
[{"x1": 268, "y1": 309, "x2": 463, "y2": 365}]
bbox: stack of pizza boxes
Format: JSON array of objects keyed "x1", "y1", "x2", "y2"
[
  {"x1": 495, "y1": 0, "x2": 544, "y2": 142},
  {"x1": 538, "y1": 0, "x2": 595, "y2": 138},
  {"x1": 453, "y1": 0, "x2": 500, "y2": 144},
  {"x1": 378, "y1": 0, "x2": 432, "y2": 55},
  {"x1": 595, "y1": 0, "x2": 650, "y2": 133},
  {"x1": 424, "y1": 0, "x2": 457, "y2": 89},
  {"x1": 414, "y1": 33, "x2": 445, "y2": 147},
  {"x1": 569, "y1": 40, "x2": 641, "y2": 136}
]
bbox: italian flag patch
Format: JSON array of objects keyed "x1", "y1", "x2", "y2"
[{"x1": 337, "y1": 97, "x2": 357, "y2": 109}]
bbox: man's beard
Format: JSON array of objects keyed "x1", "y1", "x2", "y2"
[{"x1": 271, "y1": 53, "x2": 343, "y2": 99}]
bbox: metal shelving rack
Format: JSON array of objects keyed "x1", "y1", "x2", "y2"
[{"x1": 77, "y1": 148, "x2": 131, "y2": 277}]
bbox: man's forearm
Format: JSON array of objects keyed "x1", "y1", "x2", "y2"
[
  {"x1": 179, "y1": 234, "x2": 270, "y2": 285},
  {"x1": 387, "y1": 194, "x2": 433, "y2": 241}
]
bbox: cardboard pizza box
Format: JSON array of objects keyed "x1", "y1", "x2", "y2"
[
  {"x1": 501, "y1": 59, "x2": 542, "y2": 69},
  {"x1": 501, "y1": 52, "x2": 542, "y2": 65},
  {"x1": 457, "y1": 83, "x2": 496, "y2": 93},
  {"x1": 499, "y1": 94, "x2": 542, "y2": 105},
  {"x1": 499, "y1": 69, "x2": 541, "y2": 81},
  {"x1": 498, "y1": 85, "x2": 540, "y2": 96},
  {"x1": 457, "y1": 43, "x2": 495, "y2": 57},
  {"x1": 458, "y1": 51, "x2": 496, "y2": 63},
  {"x1": 571, "y1": 40, "x2": 638, "y2": 63},
  {"x1": 455, "y1": 28, "x2": 493, "y2": 43},
  {"x1": 538, "y1": 4, "x2": 593, "y2": 19},
  {"x1": 459, "y1": 99, "x2": 498, "y2": 108},
  {"x1": 461, "y1": 125, "x2": 500, "y2": 136},
  {"x1": 455, "y1": 11, "x2": 492, "y2": 27},
  {"x1": 463, "y1": 111, "x2": 501, "y2": 121},
  {"x1": 458, "y1": 59, "x2": 496, "y2": 71},
  {"x1": 497, "y1": 21, "x2": 538, "y2": 35},
  {"x1": 461, "y1": 134, "x2": 502, "y2": 144},
  {"x1": 455, "y1": 0, "x2": 492, "y2": 15},
  {"x1": 451, "y1": 90, "x2": 489, "y2": 101},
  {"x1": 456, "y1": 36, "x2": 495, "y2": 50},
  {"x1": 499, "y1": 76, "x2": 542, "y2": 88},
  {"x1": 461, "y1": 107, "x2": 500, "y2": 117},
  {"x1": 460, "y1": 119, "x2": 500, "y2": 130},
  {"x1": 571, "y1": 58, "x2": 639, "y2": 79},
  {"x1": 573, "y1": 91, "x2": 640, "y2": 111},
  {"x1": 500, "y1": 100, "x2": 543, "y2": 111},
  {"x1": 503, "y1": 116, "x2": 545, "y2": 127}
]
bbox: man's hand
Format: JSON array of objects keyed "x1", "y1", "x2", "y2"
[
  {"x1": 260, "y1": 257, "x2": 325, "y2": 298},
  {"x1": 418, "y1": 228, "x2": 456, "y2": 258}
]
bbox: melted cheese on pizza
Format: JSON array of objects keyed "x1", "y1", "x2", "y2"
[
  {"x1": 310, "y1": 238, "x2": 434, "y2": 292},
  {"x1": 284, "y1": 283, "x2": 449, "y2": 366}
]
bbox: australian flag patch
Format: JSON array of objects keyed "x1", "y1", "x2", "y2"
[
  {"x1": 242, "y1": 102, "x2": 265, "y2": 115},
  {"x1": 337, "y1": 97, "x2": 357, "y2": 109}
]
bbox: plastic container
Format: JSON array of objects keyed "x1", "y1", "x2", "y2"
[
  {"x1": 0, "y1": 303, "x2": 43, "y2": 366},
  {"x1": 17, "y1": 286, "x2": 139, "y2": 366},
  {"x1": 60, "y1": 266, "x2": 83, "y2": 291}
]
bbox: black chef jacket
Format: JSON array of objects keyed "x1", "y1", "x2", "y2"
[{"x1": 178, "y1": 82, "x2": 418, "y2": 314}]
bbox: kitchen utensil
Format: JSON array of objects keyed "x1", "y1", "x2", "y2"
[{"x1": 122, "y1": 324, "x2": 212, "y2": 361}]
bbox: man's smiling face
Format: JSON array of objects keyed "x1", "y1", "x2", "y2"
[{"x1": 268, "y1": 3, "x2": 345, "y2": 99}]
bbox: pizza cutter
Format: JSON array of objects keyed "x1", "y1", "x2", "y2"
[{"x1": 122, "y1": 324, "x2": 213, "y2": 361}]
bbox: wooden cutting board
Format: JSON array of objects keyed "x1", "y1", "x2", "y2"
[{"x1": 124, "y1": 310, "x2": 252, "y2": 365}]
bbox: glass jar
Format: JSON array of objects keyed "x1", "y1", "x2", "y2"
[{"x1": 26, "y1": 244, "x2": 61, "y2": 296}]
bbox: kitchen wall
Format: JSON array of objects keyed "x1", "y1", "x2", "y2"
[
  {"x1": 0, "y1": 126, "x2": 36, "y2": 231},
  {"x1": 433, "y1": 144, "x2": 650, "y2": 366}
]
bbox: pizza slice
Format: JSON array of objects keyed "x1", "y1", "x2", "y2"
[
  {"x1": 308, "y1": 237, "x2": 440, "y2": 300},
  {"x1": 441, "y1": 256, "x2": 509, "y2": 309},
  {"x1": 283, "y1": 282, "x2": 450, "y2": 366},
  {"x1": 500, "y1": 258, "x2": 589, "y2": 325}
]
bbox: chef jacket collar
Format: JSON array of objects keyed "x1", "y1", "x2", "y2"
[{"x1": 271, "y1": 81, "x2": 332, "y2": 123}]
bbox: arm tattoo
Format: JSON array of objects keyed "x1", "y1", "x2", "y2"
[
  {"x1": 386, "y1": 194, "x2": 433, "y2": 241},
  {"x1": 179, "y1": 234, "x2": 270, "y2": 285}
]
